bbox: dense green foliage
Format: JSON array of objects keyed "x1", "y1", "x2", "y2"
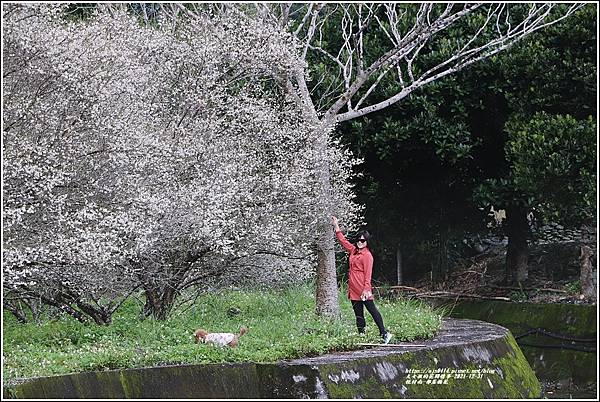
[
  {"x1": 505, "y1": 113, "x2": 596, "y2": 224},
  {"x1": 472, "y1": 4, "x2": 596, "y2": 228},
  {"x1": 3, "y1": 284, "x2": 442, "y2": 382},
  {"x1": 335, "y1": 5, "x2": 596, "y2": 283}
]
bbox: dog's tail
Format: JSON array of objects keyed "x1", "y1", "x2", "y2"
[{"x1": 239, "y1": 326, "x2": 248, "y2": 336}]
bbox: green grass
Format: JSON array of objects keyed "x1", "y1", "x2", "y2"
[{"x1": 2, "y1": 283, "x2": 442, "y2": 382}]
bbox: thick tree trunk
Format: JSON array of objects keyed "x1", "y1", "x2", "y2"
[
  {"x1": 141, "y1": 280, "x2": 181, "y2": 321},
  {"x1": 137, "y1": 251, "x2": 205, "y2": 320},
  {"x1": 505, "y1": 204, "x2": 530, "y2": 283},
  {"x1": 156, "y1": 287, "x2": 178, "y2": 321},
  {"x1": 315, "y1": 224, "x2": 340, "y2": 317},
  {"x1": 142, "y1": 286, "x2": 176, "y2": 320},
  {"x1": 580, "y1": 245, "x2": 596, "y2": 301},
  {"x1": 284, "y1": 74, "x2": 340, "y2": 318},
  {"x1": 142, "y1": 287, "x2": 158, "y2": 318},
  {"x1": 314, "y1": 120, "x2": 340, "y2": 318}
]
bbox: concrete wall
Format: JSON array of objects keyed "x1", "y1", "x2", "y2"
[{"x1": 445, "y1": 300, "x2": 596, "y2": 385}]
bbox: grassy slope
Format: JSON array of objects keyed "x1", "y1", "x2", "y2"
[{"x1": 2, "y1": 284, "x2": 442, "y2": 382}]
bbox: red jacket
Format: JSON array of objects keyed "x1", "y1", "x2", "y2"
[{"x1": 335, "y1": 230, "x2": 374, "y2": 301}]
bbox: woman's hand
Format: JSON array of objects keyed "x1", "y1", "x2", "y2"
[
  {"x1": 331, "y1": 216, "x2": 340, "y2": 231},
  {"x1": 360, "y1": 290, "x2": 372, "y2": 301}
]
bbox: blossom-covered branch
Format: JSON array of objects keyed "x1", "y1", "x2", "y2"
[{"x1": 2, "y1": 4, "x2": 361, "y2": 322}]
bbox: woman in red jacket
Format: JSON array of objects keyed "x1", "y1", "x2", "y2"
[{"x1": 331, "y1": 216, "x2": 393, "y2": 344}]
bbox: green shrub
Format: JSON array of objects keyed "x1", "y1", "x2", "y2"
[{"x1": 565, "y1": 280, "x2": 582, "y2": 295}]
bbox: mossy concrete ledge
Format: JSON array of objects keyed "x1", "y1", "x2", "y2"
[
  {"x1": 259, "y1": 318, "x2": 540, "y2": 399},
  {"x1": 442, "y1": 300, "x2": 596, "y2": 384},
  {"x1": 4, "y1": 319, "x2": 540, "y2": 399}
]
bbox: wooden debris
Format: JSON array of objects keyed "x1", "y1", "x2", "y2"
[
  {"x1": 388, "y1": 285, "x2": 421, "y2": 292},
  {"x1": 486, "y1": 284, "x2": 567, "y2": 293},
  {"x1": 415, "y1": 291, "x2": 511, "y2": 301}
]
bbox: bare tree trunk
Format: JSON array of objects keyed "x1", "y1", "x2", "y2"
[
  {"x1": 39, "y1": 292, "x2": 89, "y2": 324},
  {"x1": 314, "y1": 122, "x2": 340, "y2": 318},
  {"x1": 315, "y1": 223, "x2": 340, "y2": 317},
  {"x1": 60, "y1": 287, "x2": 112, "y2": 325},
  {"x1": 283, "y1": 73, "x2": 341, "y2": 318},
  {"x1": 580, "y1": 245, "x2": 596, "y2": 301},
  {"x1": 26, "y1": 297, "x2": 43, "y2": 324},
  {"x1": 141, "y1": 287, "x2": 159, "y2": 319},
  {"x1": 396, "y1": 244, "x2": 403, "y2": 286},
  {"x1": 505, "y1": 204, "x2": 529, "y2": 283},
  {"x1": 74, "y1": 300, "x2": 112, "y2": 325},
  {"x1": 142, "y1": 284, "x2": 179, "y2": 320},
  {"x1": 433, "y1": 225, "x2": 449, "y2": 285},
  {"x1": 156, "y1": 287, "x2": 178, "y2": 321},
  {"x1": 17, "y1": 285, "x2": 112, "y2": 324},
  {"x1": 4, "y1": 300, "x2": 28, "y2": 324},
  {"x1": 138, "y1": 250, "x2": 207, "y2": 320}
]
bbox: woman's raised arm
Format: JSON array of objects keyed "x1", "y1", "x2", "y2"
[{"x1": 331, "y1": 216, "x2": 354, "y2": 253}]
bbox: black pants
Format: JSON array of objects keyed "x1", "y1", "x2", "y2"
[{"x1": 351, "y1": 300, "x2": 386, "y2": 336}]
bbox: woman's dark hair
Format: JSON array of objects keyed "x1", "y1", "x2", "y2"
[{"x1": 353, "y1": 230, "x2": 371, "y2": 244}]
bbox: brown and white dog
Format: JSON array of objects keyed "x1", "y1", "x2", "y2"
[{"x1": 193, "y1": 326, "x2": 248, "y2": 347}]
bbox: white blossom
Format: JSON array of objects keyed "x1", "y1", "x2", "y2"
[{"x1": 2, "y1": 4, "x2": 361, "y2": 321}]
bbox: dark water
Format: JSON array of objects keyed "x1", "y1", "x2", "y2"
[{"x1": 541, "y1": 381, "x2": 597, "y2": 399}]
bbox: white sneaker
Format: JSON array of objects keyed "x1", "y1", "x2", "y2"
[{"x1": 382, "y1": 332, "x2": 393, "y2": 344}]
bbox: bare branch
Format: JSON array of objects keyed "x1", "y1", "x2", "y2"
[
  {"x1": 329, "y1": 3, "x2": 584, "y2": 122},
  {"x1": 301, "y1": 3, "x2": 325, "y2": 60},
  {"x1": 293, "y1": 3, "x2": 314, "y2": 36}
]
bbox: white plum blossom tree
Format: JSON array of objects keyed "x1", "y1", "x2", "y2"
[
  {"x1": 2, "y1": 4, "x2": 361, "y2": 322},
  {"x1": 114, "y1": 2, "x2": 585, "y2": 318},
  {"x1": 3, "y1": 4, "x2": 146, "y2": 324},
  {"x1": 6, "y1": 2, "x2": 582, "y2": 322},
  {"x1": 165, "y1": 2, "x2": 583, "y2": 317}
]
